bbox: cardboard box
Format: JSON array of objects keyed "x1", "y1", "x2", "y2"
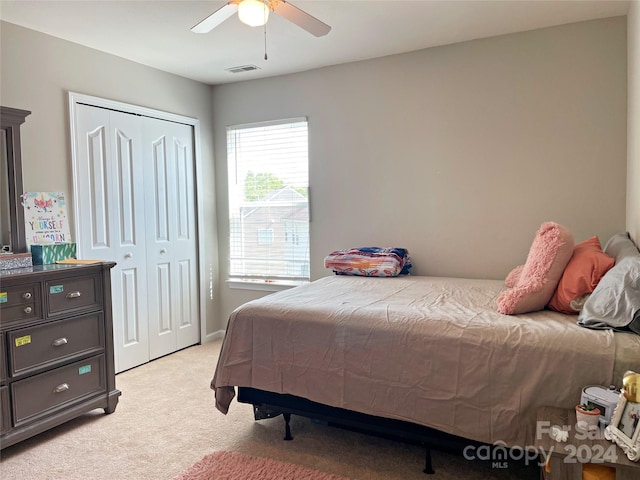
[{"x1": 31, "y1": 243, "x2": 77, "y2": 265}]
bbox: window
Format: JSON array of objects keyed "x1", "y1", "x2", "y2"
[
  {"x1": 257, "y1": 228, "x2": 274, "y2": 246},
  {"x1": 227, "y1": 118, "x2": 309, "y2": 283}
]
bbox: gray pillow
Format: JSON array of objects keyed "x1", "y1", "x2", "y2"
[
  {"x1": 603, "y1": 232, "x2": 640, "y2": 264},
  {"x1": 577, "y1": 255, "x2": 640, "y2": 333}
]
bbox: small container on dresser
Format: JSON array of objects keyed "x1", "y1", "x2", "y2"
[{"x1": 0, "y1": 262, "x2": 120, "y2": 449}]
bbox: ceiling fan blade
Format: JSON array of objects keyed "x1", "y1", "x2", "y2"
[
  {"x1": 273, "y1": 0, "x2": 331, "y2": 37},
  {"x1": 191, "y1": 1, "x2": 240, "y2": 34}
]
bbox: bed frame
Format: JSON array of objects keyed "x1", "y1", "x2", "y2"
[{"x1": 237, "y1": 386, "x2": 486, "y2": 475}]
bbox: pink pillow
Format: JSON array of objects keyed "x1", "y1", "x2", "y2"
[
  {"x1": 504, "y1": 264, "x2": 524, "y2": 288},
  {"x1": 497, "y1": 222, "x2": 574, "y2": 315},
  {"x1": 547, "y1": 236, "x2": 615, "y2": 314}
]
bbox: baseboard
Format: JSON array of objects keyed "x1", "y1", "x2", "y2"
[{"x1": 202, "y1": 330, "x2": 225, "y2": 343}]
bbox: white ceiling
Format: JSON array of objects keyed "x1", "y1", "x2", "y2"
[{"x1": 0, "y1": 0, "x2": 630, "y2": 85}]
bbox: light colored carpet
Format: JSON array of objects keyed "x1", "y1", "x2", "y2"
[
  {"x1": 174, "y1": 450, "x2": 351, "y2": 480},
  {"x1": 0, "y1": 341, "x2": 538, "y2": 480}
]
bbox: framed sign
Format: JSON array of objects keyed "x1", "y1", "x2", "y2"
[
  {"x1": 604, "y1": 393, "x2": 640, "y2": 462},
  {"x1": 22, "y1": 192, "x2": 71, "y2": 246}
]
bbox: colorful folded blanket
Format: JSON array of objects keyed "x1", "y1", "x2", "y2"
[{"x1": 324, "y1": 247, "x2": 412, "y2": 277}]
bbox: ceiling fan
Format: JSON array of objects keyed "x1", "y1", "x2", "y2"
[{"x1": 191, "y1": 0, "x2": 331, "y2": 37}]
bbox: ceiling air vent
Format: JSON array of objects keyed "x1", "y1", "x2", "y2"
[{"x1": 225, "y1": 64, "x2": 260, "y2": 74}]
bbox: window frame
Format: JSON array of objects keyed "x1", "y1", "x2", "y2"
[{"x1": 226, "y1": 117, "x2": 310, "y2": 291}]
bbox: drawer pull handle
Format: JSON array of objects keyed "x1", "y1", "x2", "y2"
[
  {"x1": 22, "y1": 292, "x2": 32, "y2": 300},
  {"x1": 66, "y1": 291, "x2": 82, "y2": 299},
  {"x1": 53, "y1": 383, "x2": 69, "y2": 393},
  {"x1": 52, "y1": 337, "x2": 68, "y2": 347},
  {"x1": 23, "y1": 306, "x2": 32, "y2": 314}
]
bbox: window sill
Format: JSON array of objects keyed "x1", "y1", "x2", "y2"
[{"x1": 226, "y1": 278, "x2": 309, "y2": 292}]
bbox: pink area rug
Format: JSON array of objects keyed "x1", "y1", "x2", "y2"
[{"x1": 173, "y1": 451, "x2": 351, "y2": 480}]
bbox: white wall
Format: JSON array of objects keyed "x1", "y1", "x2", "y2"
[
  {"x1": 629, "y1": 1, "x2": 640, "y2": 244},
  {"x1": 0, "y1": 21, "x2": 220, "y2": 336},
  {"x1": 212, "y1": 17, "x2": 628, "y2": 325}
]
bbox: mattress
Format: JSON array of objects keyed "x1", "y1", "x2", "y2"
[{"x1": 211, "y1": 275, "x2": 640, "y2": 447}]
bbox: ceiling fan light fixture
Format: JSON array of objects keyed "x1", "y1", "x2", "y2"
[{"x1": 238, "y1": 0, "x2": 270, "y2": 27}]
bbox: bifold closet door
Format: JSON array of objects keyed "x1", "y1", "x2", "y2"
[
  {"x1": 73, "y1": 104, "x2": 199, "y2": 372},
  {"x1": 142, "y1": 117, "x2": 199, "y2": 360},
  {"x1": 73, "y1": 105, "x2": 150, "y2": 373}
]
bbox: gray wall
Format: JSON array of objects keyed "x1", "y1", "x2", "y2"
[
  {"x1": 0, "y1": 21, "x2": 220, "y2": 336},
  {"x1": 212, "y1": 17, "x2": 629, "y2": 325},
  {"x1": 0, "y1": 16, "x2": 633, "y2": 335}
]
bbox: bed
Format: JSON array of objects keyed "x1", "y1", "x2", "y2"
[
  {"x1": 211, "y1": 276, "x2": 640, "y2": 447},
  {"x1": 211, "y1": 274, "x2": 640, "y2": 451}
]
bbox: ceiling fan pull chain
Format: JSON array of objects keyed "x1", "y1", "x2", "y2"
[{"x1": 264, "y1": 19, "x2": 268, "y2": 60}]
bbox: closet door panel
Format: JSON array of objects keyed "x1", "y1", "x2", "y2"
[
  {"x1": 73, "y1": 107, "x2": 149, "y2": 373},
  {"x1": 110, "y1": 111, "x2": 149, "y2": 373},
  {"x1": 144, "y1": 118, "x2": 199, "y2": 359},
  {"x1": 145, "y1": 125, "x2": 173, "y2": 359},
  {"x1": 169, "y1": 123, "x2": 199, "y2": 348}
]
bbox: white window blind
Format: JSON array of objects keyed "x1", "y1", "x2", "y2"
[{"x1": 227, "y1": 118, "x2": 309, "y2": 282}]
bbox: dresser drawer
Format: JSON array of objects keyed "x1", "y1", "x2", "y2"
[
  {"x1": 46, "y1": 274, "x2": 102, "y2": 317},
  {"x1": 7, "y1": 314, "x2": 104, "y2": 378},
  {"x1": 0, "y1": 283, "x2": 41, "y2": 324},
  {"x1": 11, "y1": 355, "x2": 106, "y2": 426}
]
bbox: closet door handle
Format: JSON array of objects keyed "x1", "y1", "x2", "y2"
[
  {"x1": 66, "y1": 291, "x2": 81, "y2": 299},
  {"x1": 124, "y1": 253, "x2": 133, "y2": 259},
  {"x1": 22, "y1": 292, "x2": 32, "y2": 299},
  {"x1": 160, "y1": 249, "x2": 167, "y2": 254},
  {"x1": 23, "y1": 306, "x2": 32, "y2": 314},
  {"x1": 53, "y1": 383, "x2": 69, "y2": 393},
  {"x1": 52, "y1": 337, "x2": 68, "y2": 347}
]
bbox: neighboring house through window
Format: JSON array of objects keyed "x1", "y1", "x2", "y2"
[{"x1": 227, "y1": 118, "x2": 309, "y2": 283}]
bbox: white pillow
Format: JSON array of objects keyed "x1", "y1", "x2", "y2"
[{"x1": 577, "y1": 254, "x2": 640, "y2": 333}]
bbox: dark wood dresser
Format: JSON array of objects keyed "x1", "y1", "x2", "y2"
[{"x1": 0, "y1": 262, "x2": 120, "y2": 449}]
